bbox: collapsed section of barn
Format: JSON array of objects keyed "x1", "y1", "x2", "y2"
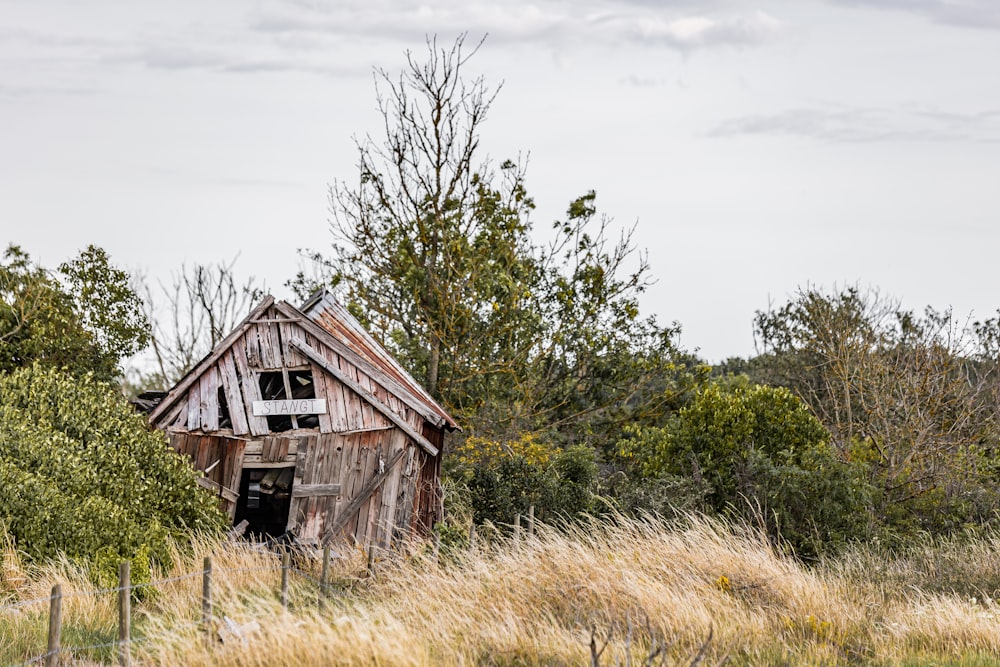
[{"x1": 146, "y1": 289, "x2": 459, "y2": 549}]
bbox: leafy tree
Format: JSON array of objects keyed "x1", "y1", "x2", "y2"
[
  {"x1": 0, "y1": 365, "x2": 226, "y2": 563},
  {"x1": 752, "y1": 286, "x2": 1000, "y2": 534},
  {"x1": 0, "y1": 244, "x2": 148, "y2": 382},
  {"x1": 323, "y1": 36, "x2": 683, "y2": 444},
  {"x1": 617, "y1": 379, "x2": 870, "y2": 558},
  {"x1": 328, "y1": 35, "x2": 539, "y2": 402}
]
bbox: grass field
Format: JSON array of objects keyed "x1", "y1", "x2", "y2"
[{"x1": 4, "y1": 515, "x2": 1000, "y2": 665}]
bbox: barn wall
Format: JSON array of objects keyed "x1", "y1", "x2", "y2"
[
  {"x1": 154, "y1": 302, "x2": 449, "y2": 548},
  {"x1": 168, "y1": 432, "x2": 245, "y2": 519},
  {"x1": 153, "y1": 306, "x2": 416, "y2": 439}
]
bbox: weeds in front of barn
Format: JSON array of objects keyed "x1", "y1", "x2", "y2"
[{"x1": 3, "y1": 515, "x2": 1000, "y2": 665}]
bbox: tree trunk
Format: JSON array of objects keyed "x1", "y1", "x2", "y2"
[{"x1": 427, "y1": 332, "x2": 441, "y2": 398}]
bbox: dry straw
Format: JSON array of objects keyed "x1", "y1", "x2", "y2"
[{"x1": 4, "y1": 515, "x2": 1000, "y2": 665}]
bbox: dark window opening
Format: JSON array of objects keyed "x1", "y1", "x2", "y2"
[
  {"x1": 258, "y1": 370, "x2": 318, "y2": 432},
  {"x1": 217, "y1": 387, "x2": 232, "y2": 429},
  {"x1": 233, "y1": 468, "x2": 294, "y2": 538}
]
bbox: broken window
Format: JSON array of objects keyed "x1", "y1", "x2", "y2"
[
  {"x1": 217, "y1": 387, "x2": 232, "y2": 429},
  {"x1": 257, "y1": 369, "x2": 319, "y2": 432}
]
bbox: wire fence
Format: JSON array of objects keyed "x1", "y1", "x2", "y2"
[
  {"x1": 2, "y1": 506, "x2": 538, "y2": 666},
  {"x1": 0, "y1": 545, "x2": 351, "y2": 667}
]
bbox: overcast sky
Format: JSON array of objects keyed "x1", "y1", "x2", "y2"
[{"x1": 2, "y1": 0, "x2": 998, "y2": 362}]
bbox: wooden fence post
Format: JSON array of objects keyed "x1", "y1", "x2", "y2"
[
  {"x1": 318, "y1": 546, "x2": 331, "y2": 612},
  {"x1": 45, "y1": 584, "x2": 61, "y2": 667},
  {"x1": 514, "y1": 514, "x2": 521, "y2": 550},
  {"x1": 280, "y1": 551, "x2": 290, "y2": 609},
  {"x1": 469, "y1": 524, "x2": 477, "y2": 549},
  {"x1": 201, "y1": 556, "x2": 212, "y2": 644},
  {"x1": 528, "y1": 505, "x2": 535, "y2": 538},
  {"x1": 367, "y1": 545, "x2": 377, "y2": 577},
  {"x1": 118, "y1": 560, "x2": 131, "y2": 667}
]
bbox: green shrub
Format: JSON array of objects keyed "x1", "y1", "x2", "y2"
[
  {"x1": 0, "y1": 365, "x2": 226, "y2": 564},
  {"x1": 447, "y1": 434, "x2": 599, "y2": 527},
  {"x1": 617, "y1": 379, "x2": 871, "y2": 558}
]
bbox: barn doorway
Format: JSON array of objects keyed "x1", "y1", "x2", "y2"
[{"x1": 232, "y1": 466, "x2": 295, "y2": 538}]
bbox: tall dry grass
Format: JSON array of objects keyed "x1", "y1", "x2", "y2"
[{"x1": 3, "y1": 515, "x2": 1000, "y2": 665}]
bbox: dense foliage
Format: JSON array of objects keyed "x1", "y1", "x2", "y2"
[
  {"x1": 0, "y1": 365, "x2": 226, "y2": 563},
  {"x1": 0, "y1": 244, "x2": 148, "y2": 383},
  {"x1": 616, "y1": 380, "x2": 869, "y2": 558},
  {"x1": 313, "y1": 37, "x2": 682, "y2": 447},
  {"x1": 447, "y1": 434, "x2": 599, "y2": 528}
]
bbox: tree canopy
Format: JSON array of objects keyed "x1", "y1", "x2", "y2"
[
  {"x1": 320, "y1": 36, "x2": 684, "y2": 445},
  {"x1": 0, "y1": 244, "x2": 148, "y2": 383}
]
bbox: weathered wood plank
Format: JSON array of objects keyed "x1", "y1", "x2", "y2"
[
  {"x1": 290, "y1": 337, "x2": 439, "y2": 457},
  {"x1": 232, "y1": 337, "x2": 269, "y2": 436},
  {"x1": 354, "y1": 431, "x2": 381, "y2": 545},
  {"x1": 240, "y1": 457, "x2": 297, "y2": 468},
  {"x1": 279, "y1": 319, "x2": 306, "y2": 366},
  {"x1": 328, "y1": 372, "x2": 350, "y2": 432},
  {"x1": 218, "y1": 351, "x2": 250, "y2": 436},
  {"x1": 243, "y1": 326, "x2": 262, "y2": 368},
  {"x1": 256, "y1": 320, "x2": 277, "y2": 368},
  {"x1": 148, "y1": 296, "x2": 275, "y2": 426},
  {"x1": 376, "y1": 431, "x2": 407, "y2": 548},
  {"x1": 395, "y1": 446, "x2": 418, "y2": 539},
  {"x1": 199, "y1": 368, "x2": 219, "y2": 432},
  {"x1": 186, "y1": 384, "x2": 200, "y2": 432},
  {"x1": 161, "y1": 399, "x2": 186, "y2": 430},
  {"x1": 322, "y1": 447, "x2": 406, "y2": 546},
  {"x1": 291, "y1": 484, "x2": 342, "y2": 498},
  {"x1": 274, "y1": 300, "x2": 449, "y2": 430},
  {"x1": 310, "y1": 362, "x2": 334, "y2": 433},
  {"x1": 285, "y1": 436, "x2": 310, "y2": 534},
  {"x1": 196, "y1": 476, "x2": 239, "y2": 503},
  {"x1": 334, "y1": 433, "x2": 363, "y2": 541}
]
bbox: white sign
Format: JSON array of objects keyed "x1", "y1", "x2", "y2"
[{"x1": 252, "y1": 399, "x2": 327, "y2": 416}]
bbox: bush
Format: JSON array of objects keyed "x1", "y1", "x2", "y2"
[
  {"x1": 617, "y1": 379, "x2": 871, "y2": 558},
  {"x1": 447, "y1": 434, "x2": 598, "y2": 527},
  {"x1": 0, "y1": 365, "x2": 226, "y2": 565}
]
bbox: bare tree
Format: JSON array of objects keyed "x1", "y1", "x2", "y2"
[{"x1": 132, "y1": 257, "x2": 264, "y2": 390}]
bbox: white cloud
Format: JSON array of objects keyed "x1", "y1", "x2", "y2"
[
  {"x1": 828, "y1": 0, "x2": 1000, "y2": 30},
  {"x1": 252, "y1": 0, "x2": 784, "y2": 53},
  {"x1": 711, "y1": 106, "x2": 1000, "y2": 143}
]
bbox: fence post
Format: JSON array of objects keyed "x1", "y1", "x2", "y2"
[
  {"x1": 118, "y1": 560, "x2": 131, "y2": 667},
  {"x1": 280, "y1": 551, "x2": 290, "y2": 609},
  {"x1": 318, "y1": 546, "x2": 331, "y2": 612},
  {"x1": 514, "y1": 514, "x2": 521, "y2": 550},
  {"x1": 469, "y1": 524, "x2": 477, "y2": 549},
  {"x1": 528, "y1": 505, "x2": 535, "y2": 539},
  {"x1": 201, "y1": 556, "x2": 212, "y2": 644},
  {"x1": 45, "y1": 584, "x2": 61, "y2": 667}
]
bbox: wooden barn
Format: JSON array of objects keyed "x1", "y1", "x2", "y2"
[{"x1": 147, "y1": 289, "x2": 459, "y2": 549}]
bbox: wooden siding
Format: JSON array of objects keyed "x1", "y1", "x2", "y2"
[
  {"x1": 169, "y1": 432, "x2": 245, "y2": 519},
  {"x1": 151, "y1": 299, "x2": 452, "y2": 549}
]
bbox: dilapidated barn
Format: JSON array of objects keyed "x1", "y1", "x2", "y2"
[{"x1": 147, "y1": 290, "x2": 459, "y2": 549}]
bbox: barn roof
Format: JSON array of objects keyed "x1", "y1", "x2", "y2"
[
  {"x1": 299, "y1": 289, "x2": 459, "y2": 431},
  {"x1": 147, "y1": 292, "x2": 459, "y2": 434}
]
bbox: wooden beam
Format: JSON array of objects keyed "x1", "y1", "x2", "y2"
[
  {"x1": 292, "y1": 484, "x2": 342, "y2": 499},
  {"x1": 290, "y1": 337, "x2": 440, "y2": 457},
  {"x1": 196, "y1": 476, "x2": 239, "y2": 503},
  {"x1": 274, "y1": 301, "x2": 448, "y2": 430},
  {"x1": 322, "y1": 448, "x2": 405, "y2": 545}
]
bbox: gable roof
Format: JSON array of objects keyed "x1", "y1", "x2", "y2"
[
  {"x1": 298, "y1": 289, "x2": 459, "y2": 431},
  {"x1": 147, "y1": 292, "x2": 459, "y2": 433}
]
